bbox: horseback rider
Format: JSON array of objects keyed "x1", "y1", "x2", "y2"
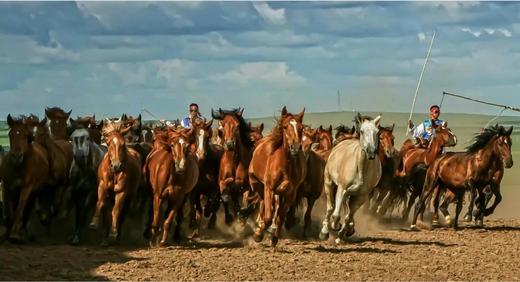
[
  {"x1": 408, "y1": 105, "x2": 444, "y2": 144},
  {"x1": 181, "y1": 103, "x2": 205, "y2": 128}
]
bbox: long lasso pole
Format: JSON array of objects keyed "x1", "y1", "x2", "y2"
[
  {"x1": 442, "y1": 91, "x2": 520, "y2": 112},
  {"x1": 406, "y1": 31, "x2": 436, "y2": 136}
]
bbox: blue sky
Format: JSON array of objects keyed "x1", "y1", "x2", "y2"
[{"x1": 1, "y1": 1, "x2": 519, "y2": 119}]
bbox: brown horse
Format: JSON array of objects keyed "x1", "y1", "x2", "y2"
[
  {"x1": 286, "y1": 125, "x2": 333, "y2": 238},
  {"x1": 144, "y1": 128, "x2": 199, "y2": 246},
  {"x1": 211, "y1": 108, "x2": 255, "y2": 224},
  {"x1": 248, "y1": 106, "x2": 306, "y2": 247},
  {"x1": 1, "y1": 115, "x2": 49, "y2": 243},
  {"x1": 89, "y1": 120, "x2": 142, "y2": 244},
  {"x1": 397, "y1": 122, "x2": 457, "y2": 221},
  {"x1": 45, "y1": 107, "x2": 72, "y2": 140},
  {"x1": 411, "y1": 125, "x2": 513, "y2": 230},
  {"x1": 248, "y1": 122, "x2": 265, "y2": 145},
  {"x1": 187, "y1": 119, "x2": 223, "y2": 233},
  {"x1": 333, "y1": 124, "x2": 358, "y2": 146},
  {"x1": 33, "y1": 117, "x2": 73, "y2": 223},
  {"x1": 69, "y1": 115, "x2": 103, "y2": 145}
]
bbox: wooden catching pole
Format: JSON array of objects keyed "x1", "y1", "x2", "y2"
[
  {"x1": 442, "y1": 91, "x2": 520, "y2": 112},
  {"x1": 406, "y1": 31, "x2": 436, "y2": 136}
]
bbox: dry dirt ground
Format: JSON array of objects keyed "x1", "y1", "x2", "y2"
[{"x1": 1, "y1": 216, "x2": 519, "y2": 281}]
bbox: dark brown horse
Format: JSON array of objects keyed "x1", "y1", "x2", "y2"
[
  {"x1": 45, "y1": 107, "x2": 72, "y2": 140},
  {"x1": 89, "y1": 120, "x2": 142, "y2": 244},
  {"x1": 248, "y1": 106, "x2": 306, "y2": 247},
  {"x1": 1, "y1": 115, "x2": 49, "y2": 243},
  {"x1": 411, "y1": 125, "x2": 513, "y2": 230},
  {"x1": 286, "y1": 125, "x2": 333, "y2": 238},
  {"x1": 33, "y1": 117, "x2": 73, "y2": 223},
  {"x1": 212, "y1": 108, "x2": 255, "y2": 224},
  {"x1": 144, "y1": 127, "x2": 199, "y2": 246},
  {"x1": 248, "y1": 122, "x2": 265, "y2": 145},
  {"x1": 334, "y1": 124, "x2": 358, "y2": 146},
  {"x1": 69, "y1": 115, "x2": 103, "y2": 145}
]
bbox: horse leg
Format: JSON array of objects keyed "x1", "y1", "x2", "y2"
[
  {"x1": 411, "y1": 168, "x2": 437, "y2": 230},
  {"x1": 159, "y1": 201, "x2": 175, "y2": 247},
  {"x1": 439, "y1": 190, "x2": 453, "y2": 227},
  {"x1": 303, "y1": 198, "x2": 316, "y2": 239},
  {"x1": 9, "y1": 186, "x2": 35, "y2": 243},
  {"x1": 254, "y1": 184, "x2": 273, "y2": 243},
  {"x1": 330, "y1": 185, "x2": 347, "y2": 231},
  {"x1": 108, "y1": 190, "x2": 127, "y2": 243},
  {"x1": 221, "y1": 193, "x2": 234, "y2": 225},
  {"x1": 453, "y1": 190, "x2": 465, "y2": 230},
  {"x1": 402, "y1": 184, "x2": 418, "y2": 222},
  {"x1": 89, "y1": 182, "x2": 107, "y2": 231},
  {"x1": 474, "y1": 188, "x2": 487, "y2": 227},
  {"x1": 431, "y1": 185, "x2": 441, "y2": 227},
  {"x1": 71, "y1": 187, "x2": 83, "y2": 245},
  {"x1": 339, "y1": 194, "x2": 366, "y2": 240},
  {"x1": 319, "y1": 174, "x2": 336, "y2": 240},
  {"x1": 483, "y1": 184, "x2": 501, "y2": 217},
  {"x1": 2, "y1": 187, "x2": 15, "y2": 238},
  {"x1": 464, "y1": 187, "x2": 477, "y2": 222},
  {"x1": 150, "y1": 193, "x2": 162, "y2": 245},
  {"x1": 174, "y1": 196, "x2": 186, "y2": 243}
]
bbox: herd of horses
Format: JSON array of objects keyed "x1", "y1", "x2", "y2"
[{"x1": 0, "y1": 106, "x2": 514, "y2": 247}]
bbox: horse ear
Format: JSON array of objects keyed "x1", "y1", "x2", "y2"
[
  {"x1": 69, "y1": 117, "x2": 75, "y2": 124},
  {"x1": 206, "y1": 119, "x2": 213, "y2": 129},
  {"x1": 442, "y1": 121, "x2": 448, "y2": 128},
  {"x1": 66, "y1": 110, "x2": 72, "y2": 118},
  {"x1": 328, "y1": 125, "x2": 333, "y2": 133},
  {"x1": 281, "y1": 106, "x2": 288, "y2": 116},
  {"x1": 260, "y1": 123, "x2": 264, "y2": 132},
  {"x1": 92, "y1": 114, "x2": 96, "y2": 122},
  {"x1": 237, "y1": 108, "x2": 244, "y2": 117},
  {"x1": 45, "y1": 107, "x2": 50, "y2": 117},
  {"x1": 121, "y1": 114, "x2": 128, "y2": 121},
  {"x1": 7, "y1": 114, "x2": 14, "y2": 127},
  {"x1": 319, "y1": 125, "x2": 323, "y2": 131},
  {"x1": 137, "y1": 114, "x2": 142, "y2": 123},
  {"x1": 374, "y1": 115, "x2": 381, "y2": 125},
  {"x1": 355, "y1": 112, "x2": 362, "y2": 124},
  {"x1": 295, "y1": 108, "x2": 305, "y2": 122},
  {"x1": 506, "y1": 126, "x2": 513, "y2": 136},
  {"x1": 390, "y1": 123, "x2": 395, "y2": 132}
]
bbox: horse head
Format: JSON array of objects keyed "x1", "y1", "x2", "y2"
[
  {"x1": 280, "y1": 106, "x2": 305, "y2": 156},
  {"x1": 45, "y1": 107, "x2": 71, "y2": 139},
  {"x1": 7, "y1": 114, "x2": 33, "y2": 166},
  {"x1": 301, "y1": 125, "x2": 317, "y2": 154},
  {"x1": 193, "y1": 119, "x2": 213, "y2": 160},
  {"x1": 212, "y1": 108, "x2": 245, "y2": 151},
  {"x1": 168, "y1": 128, "x2": 193, "y2": 173},
  {"x1": 106, "y1": 131, "x2": 127, "y2": 173},
  {"x1": 432, "y1": 121, "x2": 457, "y2": 148},
  {"x1": 378, "y1": 123, "x2": 396, "y2": 158},
  {"x1": 70, "y1": 128, "x2": 92, "y2": 168},
  {"x1": 248, "y1": 122, "x2": 264, "y2": 145},
  {"x1": 496, "y1": 125, "x2": 514, "y2": 168},
  {"x1": 316, "y1": 125, "x2": 333, "y2": 152},
  {"x1": 355, "y1": 113, "x2": 381, "y2": 160}
]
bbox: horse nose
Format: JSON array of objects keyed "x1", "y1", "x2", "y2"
[
  {"x1": 289, "y1": 143, "x2": 301, "y2": 155},
  {"x1": 10, "y1": 152, "x2": 24, "y2": 165},
  {"x1": 225, "y1": 140, "x2": 236, "y2": 150},
  {"x1": 506, "y1": 159, "x2": 514, "y2": 168},
  {"x1": 111, "y1": 161, "x2": 123, "y2": 172}
]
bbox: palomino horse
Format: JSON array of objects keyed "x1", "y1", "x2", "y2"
[
  {"x1": 411, "y1": 125, "x2": 513, "y2": 230},
  {"x1": 319, "y1": 113, "x2": 382, "y2": 241},
  {"x1": 212, "y1": 108, "x2": 255, "y2": 224},
  {"x1": 248, "y1": 106, "x2": 306, "y2": 247},
  {"x1": 188, "y1": 119, "x2": 223, "y2": 232},
  {"x1": 45, "y1": 107, "x2": 72, "y2": 140},
  {"x1": 1, "y1": 115, "x2": 49, "y2": 243},
  {"x1": 33, "y1": 117, "x2": 73, "y2": 223},
  {"x1": 144, "y1": 127, "x2": 199, "y2": 246},
  {"x1": 89, "y1": 120, "x2": 142, "y2": 244},
  {"x1": 397, "y1": 122, "x2": 457, "y2": 221},
  {"x1": 68, "y1": 127, "x2": 106, "y2": 244},
  {"x1": 286, "y1": 125, "x2": 333, "y2": 238}
]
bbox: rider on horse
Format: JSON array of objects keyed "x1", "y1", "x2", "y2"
[
  {"x1": 408, "y1": 104, "x2": 443, "y2": 145},
  {"x1": 181, "y1": 103, "x2": 206, "y2": 128}
]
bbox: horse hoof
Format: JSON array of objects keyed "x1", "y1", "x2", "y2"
[
  {"x1": 225, "y1": 214, "x2": 234, "y2": 225},
  {"x1": 108, "y1": 231, "x2": 118, "y2": 244},
  {"x1": 70, "y1": 235, "x2": 80, "y2": 246},
  {"x1": 345, "y1": 227, "x2": 355, "y2": 237},
  {"x1": 88, "y1": 221, "x2": 98, "y2": 231},
  {"x1": 271, "y1": 236, "x2": 279, "y2": 247},
  {"x1": 410, "y1": 225, "x2": 420, "y2": 231},
  {"x1": 431, "y1": 220, "x2": 440, "y2": 228},
  {"x1": 253, "y1": 232, "x2": 264, "y2": 243},
  {"x1": 318, "y1": 231, "x2": 329, "y2": 241},
  {"x1": 159, "y1": 241, "x2": 168, "y2": 247},
  {"x1": 463, "y1": 214, "x2": 472, "y2": 222},
  {"x1": 475, "y1": 219, "x2": 484, "y2": 228}
]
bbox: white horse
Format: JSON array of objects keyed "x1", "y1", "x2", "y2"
[
  {"x1": 319, "y1": 113, "x2": 382, "y2": 242},
  {"x1": 67, "y1": 128, "x2": 106, "y2": 244}
]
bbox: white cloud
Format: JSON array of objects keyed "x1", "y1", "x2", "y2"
[
  {"x1": 212, "y1": 62, "x2": 305, "y2": 89},
  {"x1": 484, "y1": 28, "x2": 495, "y2": 35},
  {"x1": 252, "y1": 2, "x2": 286, "y2": 25},
  {"x1": 460, "y1": 27, "x2": 481, "y2": 37},
  {"x1": 498, "y1": 28, "x2": 512, "y2": 37},
  {"x1": 417, "y1": 32, "x2": 426, "y2": 42}
]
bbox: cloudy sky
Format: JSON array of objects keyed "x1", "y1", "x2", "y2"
[{"x1": 1, "y1": 1, "x2": 519, "y2": 119}]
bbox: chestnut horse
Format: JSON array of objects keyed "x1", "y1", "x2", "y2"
[
  {"x1": 411, "y1": 125, "x2": 513, "y2": 230},
  {"x1": 287, "y1": 125, "x2": 333, "y2": 238},
  {"x1": 89, "y1": 120, "x2": 142, "y2": 244},
  {"x1": 248, "y1": 122, "x2": 265, "y2": 145},
  {"x1": 33, "y1": 117, "x2": 73, "y2": 224},
  {"x1": 397, "y1": 122, "x2": 457, "y2": 221},
  {"x1": 144, "y1": 128, "x2": 199, "y2": 246},
  {"x1": 319, "y1": 113, "x2": 382, "y2": 242},
  {"x1": 1, "y1": 115, "x2": 49, "y2": 243},
  {"x1": 248, "y1": 106, "x2": 306, "y2": 247},
  {"x1": 45, "y1": 107, "x2": 72, "y2": 140},
  {"x1": 212, "y1": 108, "x2": 255, "y2": 224}
]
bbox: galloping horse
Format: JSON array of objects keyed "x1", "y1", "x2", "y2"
[
  {"x1": 89, "y1": 119, "x2": 142, "y2": 244},
  {"x1": 1, "y1": 115, "x2": 49, "y2": 243},
  {"x1": 319, "y1": 113, "x2": 382, "y2": 241},
  {"x1": 287, "y1": 125, "x2": 333, "y2": 238},
  {"x1": 212, "y1": 108, "x2": 255, "y2": 224},
  {"x1": 334, "y1": 124, "x2": 357, "y2": 146},
  {"x1": 45, "y1": 107, "x2": 72, "y2": 140},
  {"x1": 411, "y1": 125, "x2": 513, "y2": 230},
  {"x1": 248, "y1": 122, "x2": 265, "y2": 145},
  {"x1": 144, "y1": 127, "x2": 199, "y2": 246},
  {"x1": 248, "y1": 106, "x2": 306, "y2": 247},
  {"x1": 69, "y1": 115, "x2": 103, "y2": 145},
  {"x1": 33, "y1": 117, "x2": 73, "y2": 223},
  {"x1": 397, "y1": 122, "x2": 457, "y2": 221},
  {"x1": 68, "y1": 127, "x2": 106, "y2": 244}
]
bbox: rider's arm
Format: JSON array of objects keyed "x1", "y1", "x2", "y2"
[{"x1": 409, "y1": 122, "x2": 425, "y2": 138}]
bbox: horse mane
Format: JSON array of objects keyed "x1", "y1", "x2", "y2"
[
  {"x1": 269, "y1": 116, "x2": 288, "y2": 151},
  {"x1": 212, "y1": 108, "x2": 254, "y2": 149},
  {"x1": 353, "y1": 114, "x2": 374, "y2": 133},
  {"x1": 466, "y1": 125, "x2": 505, "y2": 153},
  {"x1": 45, "y1": 107, "x2": 71, "y2": 119},
  {"x1": 102, "y1": 120, "x2": 126, "y2": 136}
]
